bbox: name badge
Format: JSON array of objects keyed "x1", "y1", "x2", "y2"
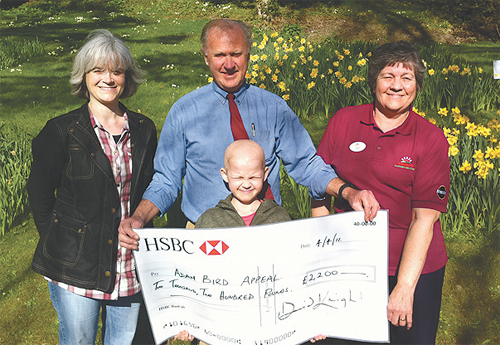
[{"x1": 349, "y1": 141, "x2": 366, "y2": 152}]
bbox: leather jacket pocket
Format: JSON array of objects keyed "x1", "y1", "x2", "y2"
[
  {"x1": 66, "y1": 144, "x2": 94, "y2": 179},
  {"x1": 43, "y1": 212, "x2": 86, "y2": 266}
]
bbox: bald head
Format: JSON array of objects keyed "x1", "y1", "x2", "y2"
[{"x1": 224, "y1": 140, "x2": 266, "y2": 170}]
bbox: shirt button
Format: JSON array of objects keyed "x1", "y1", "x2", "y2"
[
  {"x1": 111, "y1": 208, "x2": 116, "y2": 214},
  {"x1": 105, "y1": 271, "x2": 111, "y2": 277},
  {"x1": 108, "y1": 239, "x2": 113, "y2": 245},
  {"x1": 377, "y1": 146, "x2": 382, "y2": 150}
]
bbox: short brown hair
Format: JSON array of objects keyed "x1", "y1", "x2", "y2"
[{"x1": 367, "y1": 41, "x2": 425, "y2": 93}]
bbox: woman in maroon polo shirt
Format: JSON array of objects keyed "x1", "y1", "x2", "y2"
[{"x1": 312, "y1": 41, "x2": 450, "y2": 344}]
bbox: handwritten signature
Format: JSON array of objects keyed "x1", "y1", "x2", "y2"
[{"x1": 277, "y1": 289, "x2": 361, "y2": 320}]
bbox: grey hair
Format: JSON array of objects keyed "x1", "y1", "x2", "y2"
[
  {"x1": 367, "y1": 40, "x2": 426, "y2": 93},
  {"x1": 200, "y1": 19, "x2": 253, "y2": 54},
  {"x1": 70, "y1": 29, "x2": 145, "y2": 99}
]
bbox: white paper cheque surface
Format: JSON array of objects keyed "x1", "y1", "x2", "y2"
[{"x1": 134, "y1": 210, "x2": 389, "y2": 345}]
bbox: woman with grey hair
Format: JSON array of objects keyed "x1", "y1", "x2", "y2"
[
  {"x1": 28, "y1": 29, "x2": 157, "y2": 345},
  {"x1": 312, "y1": 41, "x2": 450, "y2": 344}
]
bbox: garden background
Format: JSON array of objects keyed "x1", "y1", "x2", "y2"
[{"x1": 0, "y1": 0, "x2": 499, "y2": 344}]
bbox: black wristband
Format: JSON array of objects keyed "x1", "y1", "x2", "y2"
[{"x1": 338, "y1": 182, "x2": 356, "y2": 200}]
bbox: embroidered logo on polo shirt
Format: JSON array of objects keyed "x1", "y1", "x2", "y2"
[
  {"x1": 437, "y1": 185, "x2": 447, "y2": 199},
  {"x1": 394, "y1": 156, "x2": 415, "y2": 170},
  {"x1": 200, "y1": 240, "x2": 229, "y2": 255}
]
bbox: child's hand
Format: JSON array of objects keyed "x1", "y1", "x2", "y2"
[
  {"x1": 173, "y1": 330, "x2": 194, "y2": 342},
  {"x1": 310, "y1": 334, "x2": 326, "y2": 343}
]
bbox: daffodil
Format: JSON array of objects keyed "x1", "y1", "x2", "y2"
[
  {"x1": 449, "y1": 146, "x2": 459, "y2": 156},
  {"x1": 459, "y1": 161, "x2": 472, "y2": 173}
]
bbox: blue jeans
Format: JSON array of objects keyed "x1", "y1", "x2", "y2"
[{"x1": 48, "y1": 281, "x2": 141, "y2": 345}]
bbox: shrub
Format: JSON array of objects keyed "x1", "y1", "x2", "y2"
[
  {"x1": 0, "y1": 122, "x2": 33, "y2": 236},
  {"x1": 0, "y1": 36, "x2": 45, "y2": 70}
]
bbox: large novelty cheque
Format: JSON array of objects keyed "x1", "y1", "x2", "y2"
[{"x1": 134, "y1": 210, "x2": 389, "y2": 345}]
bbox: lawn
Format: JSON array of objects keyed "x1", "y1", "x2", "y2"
[{"x1": 1, "y1": 1, "x2": 499, "y2": 344}]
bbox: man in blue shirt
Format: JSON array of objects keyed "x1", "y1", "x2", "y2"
[{"x1": 119, "y1": 19, "x2": 378, "y2": 249}]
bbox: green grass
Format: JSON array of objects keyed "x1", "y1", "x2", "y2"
[{"x1": 1, "y1": 1, "x2": 499, "y2": 344}]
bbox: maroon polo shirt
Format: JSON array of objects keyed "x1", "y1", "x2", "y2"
[{"x1": 318, "y1": 104, "x2": 449, "y2": 275}]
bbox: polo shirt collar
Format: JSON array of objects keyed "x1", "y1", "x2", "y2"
[
  {"x1": 360, "y1": 103, "x2": 414, "y2": 136},
  {"x1": 212, "y1": 81, "x2": 249, "y2": 104}
]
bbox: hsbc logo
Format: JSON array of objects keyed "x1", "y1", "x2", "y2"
[{"x1": 200, "y1": 240, "x2": 229, "y2": 255}]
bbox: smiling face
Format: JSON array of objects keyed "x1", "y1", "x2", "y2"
[
  {"x1": 202, "y1": 26, "x2": 250, "y2": 93},
  {"x1": 374, "y1": 62, "x2": 417, "y2": 118},
  {"x1": 85, "y1": 64, "x2": 126, "y2": 106},
  {"x1": 221, "y1": 141, "x2": 269, "y2": 207}
]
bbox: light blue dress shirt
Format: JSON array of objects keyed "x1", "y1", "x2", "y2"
[{"x1": 143, "y1": 82, "x2": 338, "y2": 222}]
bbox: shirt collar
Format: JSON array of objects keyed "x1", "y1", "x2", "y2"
[
  {"x1": 89, "y1": 104, "x2": 130, "y2": 134},
  {"x1": 212, "y1": 81, "x2": 249, "y2": 104},
  {"x1": 360, "y1": 103, "x2": 414, "y2": 136}
]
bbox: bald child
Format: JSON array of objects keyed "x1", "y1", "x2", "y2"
[
  {"x1": 173, "y1": 140, "x2": 291, "y2": 343},
  {"x1": 196, "y1": 140, "x2": 291, "y2": 228}
]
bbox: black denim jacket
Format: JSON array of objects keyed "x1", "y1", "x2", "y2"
[{"x1": 28, "y1": 103, "x2": 157, "y2": 293}]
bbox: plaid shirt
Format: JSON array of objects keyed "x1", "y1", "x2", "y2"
[{"x1": 47, "y1": 109, "x2": 140, "y2": 300}]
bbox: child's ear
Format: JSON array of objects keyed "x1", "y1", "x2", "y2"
[
  {"x1": 220, "y1": 167, "x2": 229, "y2": 183},
  {"x1": 264, "y1": 166, "x2": 270, "y2": 181}
]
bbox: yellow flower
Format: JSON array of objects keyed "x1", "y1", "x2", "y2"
[
  {"x1": 312, "y1": 60, "x2": 319, "y2": 66},
  {"x1": 258, "y1": 44, "x2": 265, "y2": 50},
  {"x1": 274, "y1": 53, "x2": 280, "y2": 60},
  {"x1": 245, "y1": 73, "x2": 251, "y2": 79},
  {"x1": 333, "y1": 61, "x2": 339, "y2": 67},
  {"x1": 337, "y1": 54, "x2": 344, "y2": 60},
  {"x1": 208, "y1": 77, "x2": 213, "y2": 83},
  {"x1": 352, "y1": 75, "x2": 360, "y2": 83},
  {"x1": 251, "y1": 71, "x2": 258, "y2": 78},
  {"x1": 428, "y1": 69, "x2": 435, "y2": 76},
  {"x1": 442, "y1": 68, "x2": 448, "y2": 75},
  {"x1": 291, "y1": 64, "x2": 296, "y2": 69},
  {"x1": 259, "y1": 84, "x2": 266, "y2": 89},
  {"x1": 485, "y1": 147, "x2": 496, "y2": 159},
  {"x1": 277, "y1": 37, "x2": 283, "y2": 43},
  {"x1": 438, "y1": 108, "x2": 448, "y2": 117},
  {"x1": 278, "y1": 61, "x2": 283, "y2": 66},
  {"x1": 299, "y1": 72, "x2": 304, "y2": 78},
  {"x1": 449, "y1": 65, "x2": 459, "y2": 73},
  {"x1": 310, "y1": 68, "x2": 318, "y2": 78},
  {"x1": 307, "y1": 81, "x2": 316, "y2": 90},
  {"x1": 478, "y1": 67, "x2": 483, "y2": 73},
  {"x1": 449, "y1": 146, "x2": 459, "y2": 156},
  {"x1": 447, "y1": 136, "x2": 458, "y2": 146},
  {"x1": 367, "y1": 52, "x2": 372, "y2": 57},
  {"x1": 282, "y1": 94, "x2": 290, "y2": 101},
  {"x1": 301, "y1": 38, "x2": 306, "y2": 44},
  {"x1": 307, "y1": 56, "x2": 312, "y2": 61},
  {"x1": 344, "y1": 49, "x2": 350, "y2": 55},
  {"x1": 10, "y1": 150, "x2": 16, "y2": 155},
  {"x1": 252, "y1": 42, "x2": 257, "y2": 47},
  {"x1": 265, "y1": 67, "x2": 272, "y2": 74},
  {"x1": 250, "y1": 54, "x2": 259, "y2": 62},
  {"x1": 331, "y1": 80, "x2": 335, "y2": 84},
  {"x1": 459, "y1": 161, "x2": 472, "y2": 173},
  {"x1": 339, "y1": 77, "x2": 347, "y2": 84},
  {"x1": 283, "y1": 54, "x2": 288, "y2": 60},
  {"x1": 275, "y1": 69, "x2": 280, "y2": 74},
  {"x1": 428, "y1": 118, "x2": 437, "y2": 124},
  {"x1": 335, "y1": 71, "x2": 343, "y2": 78},
  {"x1": 272, "y1": 74, "x2": 278, "y2": 82},
  {"x1": 473, "y1": 149, "x2": 484, "y2": 161},
  {"x1": 357, "y1": 59, "x2": 366, "y2": 66},
  {"x1": 345, "y1": 81, "x2": 352, "y2": 88},
  {"x1": 261, "y1": 54, "x2": 267, "y2": 61},
  {"x1": 298, "y1": 46, "x2": 305, "y2": 52},
  {"x1": 249, "y1": 78, "x2": 257, "y2": 84},
  {"x1": 271, "y1": 32, "x2": 278, "y2": 38}
]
